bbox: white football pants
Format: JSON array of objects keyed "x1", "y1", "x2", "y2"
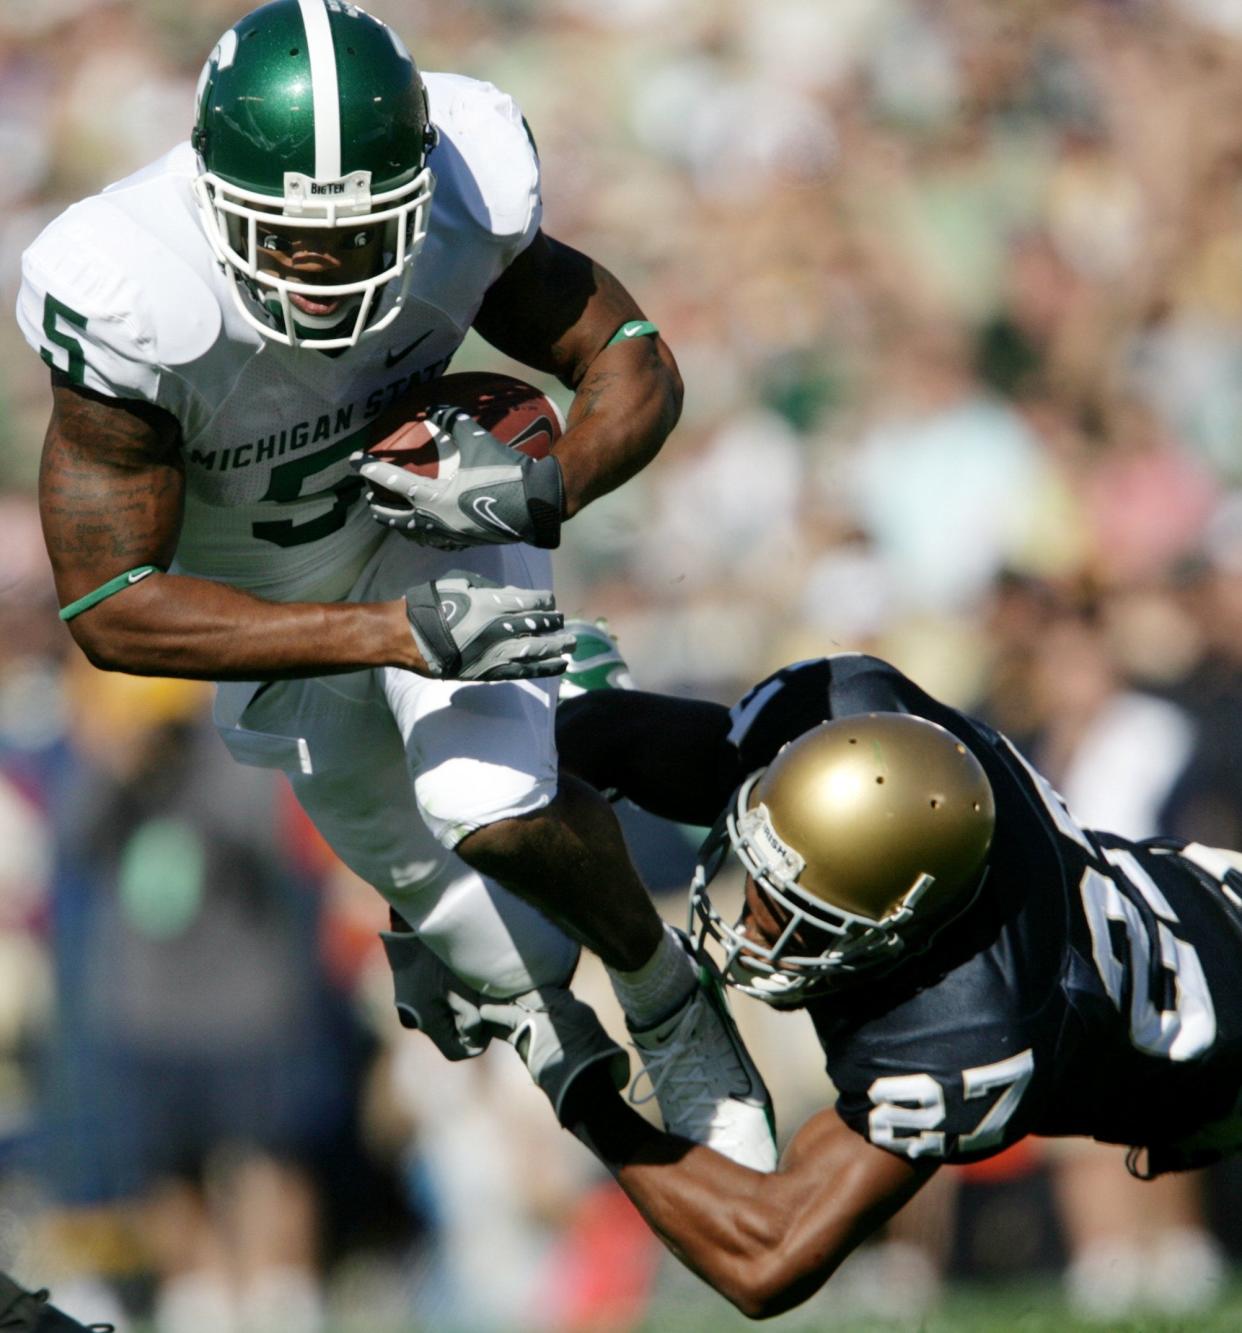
[{"x1": 212, "y1": 534, "x2": 579, "y2": 996}]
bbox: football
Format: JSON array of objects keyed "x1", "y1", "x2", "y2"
[{"x1": 363, "y1": 372, "x2": 563, "y2": 492}]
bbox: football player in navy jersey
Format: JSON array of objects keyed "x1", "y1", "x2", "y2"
[{"x1": 408, "y1": 649, "x2": 1242, "y2": 1318}]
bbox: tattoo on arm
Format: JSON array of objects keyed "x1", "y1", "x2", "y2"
[
  {"x1": 569, "y1": 369, "x2": 621, "y2": 424},
  {"x1": 39, "y1": 375, "x2": 184, "y2": 597}
]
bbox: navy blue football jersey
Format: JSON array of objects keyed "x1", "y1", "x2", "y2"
[{"x1": 724, "y1": 654, "x2": 1242, "y2": 1175}]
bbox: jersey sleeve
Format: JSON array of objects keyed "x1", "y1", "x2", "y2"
[
  {"x1": 423, "y1": 73, "x2": 543, "y2": 266},
  {"x1": 725, "y1": 652, "x2": 992, "y2": 778},
  {"x1": 725, "y1": 653, "x2": 921, "y2": 775},
  {"x1": 725, "y1": 658, "x2": 836, "y2": 773},
  {"x1": 17, "y1": 205, "x2": 171, "y2": 405}
]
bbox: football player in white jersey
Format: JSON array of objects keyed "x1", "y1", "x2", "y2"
[{"x1": 16, "y1": 0, "x2": 775, "y2": 1171}]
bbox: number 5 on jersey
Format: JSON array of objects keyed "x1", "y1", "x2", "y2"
[{"x1": 40, "y1": 293, "x2": 87, "y2": 385}]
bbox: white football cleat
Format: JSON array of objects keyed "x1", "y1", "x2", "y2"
[{"x1": 628, "y1": 947, "x2": 777, "y2": 1171}]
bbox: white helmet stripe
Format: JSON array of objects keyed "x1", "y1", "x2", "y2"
[{"x1": 297, "y1": 0, "x2": 341, "y2": 179}]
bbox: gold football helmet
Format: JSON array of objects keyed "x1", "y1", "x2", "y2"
[{"x1": 690, "y1": 712, "x2": 996, "y2": 1005}]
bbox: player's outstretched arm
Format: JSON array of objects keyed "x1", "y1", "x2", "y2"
[
  {"x1": 39, "y1": 378, "x2": 568, "y2": 682},
  {"x1": 472, "y1": 230, "x2": 683, "y2": 519},
  {"x1": 559, "y1": 1068, "x2": 935, "y2": 1319}
]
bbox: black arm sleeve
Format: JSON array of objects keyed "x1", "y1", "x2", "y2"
[
  {"x1": 556, "y1": 690, "x2": 740, "y2": 827},
  {"x1": 556, "y1": 656, "x2": 967, "y2": 832}
]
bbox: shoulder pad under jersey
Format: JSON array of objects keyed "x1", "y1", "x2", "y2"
[
  {"x1": 17, "y1": 154, "x2": 222, "y2": 408},
  {"x1": 423, "y1": 72, "x2": 542, "y2": 245}
]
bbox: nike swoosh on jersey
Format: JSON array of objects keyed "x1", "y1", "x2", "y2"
[
  {"x1": 471, "y1": 495, "x2": 521, "y2": 537},
  {"x1": 619, "y1": 322, "x2": 645, "y2": 338},
  {"x1": 384, "y1": 329, "x2": 432, "y2": 367},
  {"x1": 127, "y1": 568, "x2": 156, "y2": 584}
]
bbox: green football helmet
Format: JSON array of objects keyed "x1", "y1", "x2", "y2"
[
  {"x1": 690, "y1": 712, "x2": 996, "y2": 1006},
  {"x1": 191, "y1": 0, "x2": 437, "y2": 350}
]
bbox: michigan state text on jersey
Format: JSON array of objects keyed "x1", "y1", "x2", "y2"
[
  {"x1": 540, "y1": 653, "x2": 1242, "y2": 1317},
  {"x1": 16, "y1": 1, "x2": 782, "y2": 1173}
]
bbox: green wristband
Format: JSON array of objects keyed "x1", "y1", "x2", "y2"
[
  {"x1": 59, "y1": 565, "x2": 162, "y2": 622},
  {"x1": 605, "y1": 319, "x2": 659, "y2": 348}
]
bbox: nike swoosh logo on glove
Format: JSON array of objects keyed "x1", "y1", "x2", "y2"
[{"x1": 472, "y1": 495, "x2": 521, "y2": 538}]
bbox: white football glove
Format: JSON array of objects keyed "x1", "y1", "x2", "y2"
[
  {"x1": 405, "y1": 572, "x2": 575, "y2": 681},
  {"x1": 353, "y1": 406, "x2": 565, "y2": 550}
]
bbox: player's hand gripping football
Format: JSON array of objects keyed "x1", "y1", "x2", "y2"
[
  {"x1": 354, "y1": 405, "x2": 565, "y2": 549},
  {"x1": 405, "y1": 571, "x2": 575, "y2": 681}
]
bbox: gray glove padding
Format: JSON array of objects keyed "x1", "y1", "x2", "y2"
[
  {"x1": 405, "y1": 571, "x2": 576, "y2": 681},
  {"x1": 381, "y1": 929, "x2": 493, "y2": 1060},
  {"x1": 478, "y1": 987, "x2": 630, "y2": 1123},
  {"x1": 354, "y1": 407, "x2": 564, "y2": 550}
]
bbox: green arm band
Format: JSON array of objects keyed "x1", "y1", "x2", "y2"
[
  {"x1": 59, "y1": 565, "x2": 163, "y2": 622},
  {"x1": 605, "y1": 319, "x2": 659, "y2": 348}
]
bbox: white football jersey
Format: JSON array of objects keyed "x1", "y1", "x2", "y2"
[{"x1": 16, "y1": 73, "x2": 542, "y2": 602}]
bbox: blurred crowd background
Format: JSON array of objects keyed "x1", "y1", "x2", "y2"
[{"x1": 6, "y1": 0, "x2": 1242, "y2": 1328}]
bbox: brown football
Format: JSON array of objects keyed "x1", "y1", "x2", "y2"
[{"x1": 363, "y1": 372, "x2": 563, "y2": 490}]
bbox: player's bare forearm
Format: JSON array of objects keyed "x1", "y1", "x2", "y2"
[
  {"x1": 560, "y1": 1070, "x2": 931, "y2": 1318},
  {"x1": 473, "y1": 230, "x2": 683, "y2": 517},
  {"x1": 563, "y1": 1089, "x2": 792, "y2": 1315},
  {"x1": 40, "y1": 379, "x2": 421, "y2": 678},
  {"x1": 64, "y1": 575, "x2": 416, "y2": 680},
  {"x1": 555, "y1": 330, "x2": 681, "y2": 516}
]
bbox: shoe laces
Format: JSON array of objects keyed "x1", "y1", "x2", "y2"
[{"x1": 628, "y1": 988, "x2": 748, "y2": 1122}]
